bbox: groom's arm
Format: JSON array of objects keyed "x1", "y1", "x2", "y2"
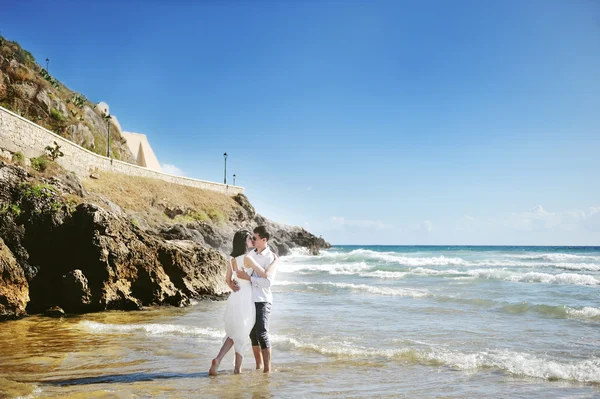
[
  {"x1": 236, "y1": 270, "x2": 273, "y2": 288},
  {"x1": 250, "y1": 274, "x2": 273, "y2": 289},
  {"x1": 250, "y1": 254, "x2": 276, "y2": 288}
]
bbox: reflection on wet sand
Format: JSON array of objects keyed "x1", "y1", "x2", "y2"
[{"x1": 0, "y1": 307, "x2": 278, "y2": 398}]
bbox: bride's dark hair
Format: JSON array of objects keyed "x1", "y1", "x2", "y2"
[{"x1": 230, "y1": 230, "x2": 251, "y2": 258}]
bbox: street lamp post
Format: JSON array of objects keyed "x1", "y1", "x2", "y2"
[
  {"x1": 45, "y1": 58, "x2": 49, "y2": 72},
  {"x1": 223, "y1": 152, "x2": 228, "y2": 184},
  {"x1": 105, "y1": 114, "x2": 112, "y2": 157},
  {"x1": 233, "y1": 174, "x2": 236, "y2": 186}
]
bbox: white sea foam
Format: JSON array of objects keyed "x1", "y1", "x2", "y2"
[
  {"x1": 358, "y1": 270, "x2": 408, "y2": 279},
  {"x1": 280, "y1": 261, "x2": 372, "y2": 275},
  {"x1": 283, "y1": 248, "x2": 468, "y2": 267},
  {"x1": 566, "y1": 306, "x2": 600, "y2": 319},
  {"x1": 464, "y1": 269, "x2": 600, "y2": 286},
  {"x1": 275, "y1": 281, "x2": 429, "y2": 297},
  {"x1": 15, "y1": 387, "x2": 42, "y2": 399},
  {"x1": 273, "y1": 336, "x2": 600, "y2": 383},
  {"x1": 355, "y1": 267, "x2": 600, "y2": 286},
  {"x1": 281, "y1": 249, "x2": 600, "y2": 277},
  {"x1": 427, "y1": 349, "x2": 600, "y2": 383},
  {"x1": 511, "y1": 253, "x2": 600, "y2": 262},
  {"x1": 80, "y1": 321, "x2": 223, "y2": 339}
]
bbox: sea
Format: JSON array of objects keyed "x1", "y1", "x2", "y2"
[{"x1": 1, "y1": 246, "x2": 599, "y2": 398}]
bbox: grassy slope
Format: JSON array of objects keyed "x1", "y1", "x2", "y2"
[{"x1": 83, "y1": 171, "x2": 240, "y2": 226}]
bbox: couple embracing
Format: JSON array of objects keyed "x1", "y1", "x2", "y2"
[{"x1": 209, "y1": 226, "x2": 279, "y2": 375}]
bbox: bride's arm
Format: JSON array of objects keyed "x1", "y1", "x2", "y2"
[
  {"x1": 226, "y1": 258, "x2": 239, "y2": 291},
  {"x1": 244, "y1": 255, "x2": 279, "y2": 278}
]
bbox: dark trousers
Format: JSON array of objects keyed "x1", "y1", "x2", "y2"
[{"x1": 250, "y1": 302, "x2": 271, "y2": 349}]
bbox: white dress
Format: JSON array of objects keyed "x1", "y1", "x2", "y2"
[{"x1": 223, "y1": 254, "x2": 256, "y2": 357}]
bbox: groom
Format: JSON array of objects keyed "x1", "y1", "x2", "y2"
[{"x1": 237, "y1": 225, "x2": 277, "y2": 373}]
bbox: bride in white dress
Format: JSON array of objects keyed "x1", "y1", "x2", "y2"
[{"x1": 209, "y1": 230, "x2": 278, "y2": 375}]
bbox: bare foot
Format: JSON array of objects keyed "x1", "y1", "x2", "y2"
[
  {"x1": 255, "y1": 364, "x2": 262, "y2": 370},
  {"x1": 209, "y1": 358, "x2": 220, "y2": 376}
]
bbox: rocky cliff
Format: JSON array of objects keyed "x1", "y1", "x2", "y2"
[{"x1": 0, "y1": 160, "x2": 330, "y2": 321}]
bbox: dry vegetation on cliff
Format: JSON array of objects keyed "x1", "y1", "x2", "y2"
[{"x1": 83, "y1": 172, "x2": 240, "y2": 226}]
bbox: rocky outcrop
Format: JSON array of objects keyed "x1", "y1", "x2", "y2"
[
  {"x1": 61, "y1": 270, "x2": 92, "y2": 312},
  {"x1": 66, "y1": 123, "x2": 95, "y2": 150},
  {"x1": 0, "y1": 162, "x2": 229, "y2": 319},
  {"x1": 157, "y1": 194, "x2": 331, "y2": 257},
  {"x1": 0, "y1": 238, "x2": 29, "y2": 321}
]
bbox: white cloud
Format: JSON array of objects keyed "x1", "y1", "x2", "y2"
[
  {"x1": 415, "y1": 220, "x2": 433, "y2": 232},
  {"x1": 505, "y1": 205, "x2": 584, "y2": 232},
  {"x1": 584, "y1": 207, "x2": 600, "y2": 232},
  {"x1": 461, "y1": 204, "x2": 600, "y2": 234},
  {"x1": 424, "y1": 220, "x2": 433, "y2": 232},
  {"x1": 161, "y1": 163, "x2": 185, "y2": 176},
  {"x1": 330, "y1": 216, "x2": 392, "y2": 230}
]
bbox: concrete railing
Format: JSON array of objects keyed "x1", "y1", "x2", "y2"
[{"x1": 0, "y1": 106, "x2": 244, "y2": 196}]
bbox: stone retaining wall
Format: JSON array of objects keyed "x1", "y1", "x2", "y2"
[{"x1": 0, "y1": 106, "x2": 243, "y2": 196}]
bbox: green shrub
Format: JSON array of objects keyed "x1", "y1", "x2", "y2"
[
  {"x1": 45, "y1": 141, "x2": 64, "y2": 161},
  {"x1": 40, "y1": 68, "x2": 60, "y2": 88},
  {"x1": 0, "y1": 204, "x2": 20, "y2": 217},
  {"x1": 50, "y1": 108, "x2": 65, "y2": 122},
  {"x1": 207, "y1": 208, "x2": 227, "y2": 223},
  {"x1": 10, "y1": 204, "x2": 21, "y2": 217},
  {"x1": 67, "y1": 94, "x2": 86, "y2": 108},
  {"x1": 189, "y1": 210, "x2": 209, "y2": 222},
  {"x1": 30, "y1": 156, "x2": 49, "y2": 172},
  {"x1": 50, "y1": 201, "x2": 62, "y2": 212},
  {"x1": 22, "y1": 182, "x2": 54, "y2": 199},
  {"x1": 12, "y1": 151, "x2": 25, "y2": 166}
]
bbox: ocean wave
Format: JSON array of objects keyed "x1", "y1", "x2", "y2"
[
  {"x1": 273, "y1": 336, "x2": 600, "y2": 383},
  {"x1": 281, "y1": 250, "x2": 600, "y2": 276},
  {"x1": 566, "y1": 306, "x2": 600, "y2": 319},
  {"x1": 473, "y1": 260, "x2": 600, "y2": 271},
  {"x1": 466, "y1": 270, "x2": 600, "y2": 286},
  {"x1": 283, "y1": 248, "x2": 468, "y2": 267},
  {"x1": 429, "y1": 349, "x2": 600, "y2": 383},
  {"x1": 79, "y1": 321, "x2": 223, "y2": 339},
  {"x1": 280, "y1": 261, "x2": 372, "y2": 275},
  {"x1": 276, "y1": 281, "x2": 600, "y2": 321},
  {"x1": 511, "y1": 253, "x2": 600, "y2": 262},
  {"x1": 358, "y1": 270, "x2": 409, "y2": 279},
  {"x1": 500, "y1": 304, "x2": 600, "y2": 320},
  {"x1": 275, "y1": 281, "x2": 429, "y2": 297},
  {"x1": 355, "y1": 267, "x2": 600, "y2": 286}
]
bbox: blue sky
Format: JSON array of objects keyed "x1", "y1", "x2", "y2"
[{"x1": 2, "y1": 0, "x2": 600, "y2": 245}]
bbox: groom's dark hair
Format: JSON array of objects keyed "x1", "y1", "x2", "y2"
[{"x1": 253, "y1": 225, "x2": 270, "y2": 241}]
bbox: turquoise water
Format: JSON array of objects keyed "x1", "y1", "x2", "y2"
[{"x1": 1, "y1": 246, "x2": 599, "y2": 398}]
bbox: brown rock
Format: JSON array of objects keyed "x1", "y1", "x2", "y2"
[
  {"x1": 61, "y1": 269, "x2": 92, "y2": 312},
  {"x1": 233, "y1": 194, "x2": 256, "y2": 219},
  {"x1": 44, "y1": 306, "x2": 65, "y2": 318},
  {"x1": 65, "y1": 204, "x2": 229, "y2": 311},
  {"x1": 66, "y1": 123, "x2": 95, "y2": 149},
  {"x1": 0, "y1": 238, "x2": 29, "y2": 320}
]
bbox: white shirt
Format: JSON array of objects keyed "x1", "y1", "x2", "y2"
[{"x1": 247, "y1": 246, "x2": 276, "y2": 303}]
